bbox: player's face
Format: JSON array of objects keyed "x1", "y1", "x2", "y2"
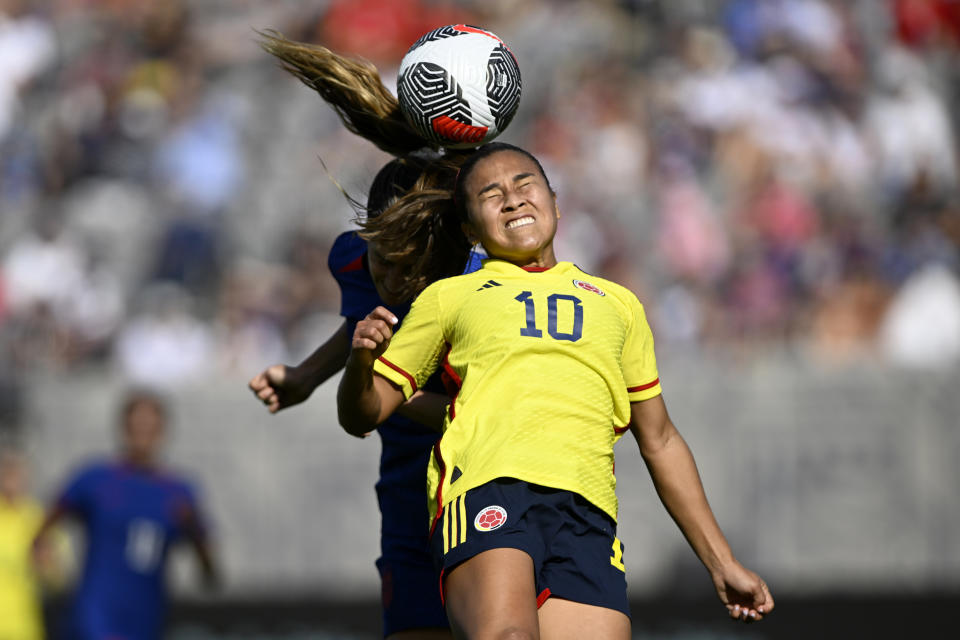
[
  {"x1": 367, "y1": 240, "x2": 408, "y2": 305},
  {"x1": 122, "y1": 402, "x2": 166, "y2": 465},
  {"x1": 462, "y1": 151, "x2": 559, "y2": 268}
]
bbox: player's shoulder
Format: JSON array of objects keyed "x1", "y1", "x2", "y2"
[
  {"x1": 60, "y1": 459, "x2": 112, "y2": 496},
  {"x1": 154, "y1": 467, "x2": 199, "y2": 493},
  {"x1": 327, "y1": 230, "x2": 367, "y2": 275}
]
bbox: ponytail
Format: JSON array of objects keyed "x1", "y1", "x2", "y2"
[{"x1": 258, "y1": 30, "x2": 431, "y2": 156}]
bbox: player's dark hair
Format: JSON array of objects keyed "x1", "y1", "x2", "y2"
[
  {"x1": 357, "y1": 151, "x2": 474, "y2": 300},
  {"x1": 365, "y1": 144, "x2": 554, "y2": 298},
  {"x1": 367, "y1": 152, "x2": 438, "y2": 217},
  {"x1": 452, "y1": 142, "x2": 553, "y2": 223},
  {"x1": 258, "y1": 31, "x2": 431, "y2": 157}
]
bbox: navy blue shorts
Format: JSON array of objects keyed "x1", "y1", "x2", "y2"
[
  {"x1": 376, "y1": 552, "x2": 449, "y2": 637},
  {"x1": 431, "y1": 478, "x2": 630, "y2": 617}
]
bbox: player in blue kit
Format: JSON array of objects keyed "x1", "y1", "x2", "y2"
[
  {"x1": 33, "y1": 390, "x2": 218, "y2": 640},
  {"x1": 250, "y1": 33, "x2": 481, "y2": 639},
  {"x1": 249, "y1": 151, "x2": 478, "y2": 639}
]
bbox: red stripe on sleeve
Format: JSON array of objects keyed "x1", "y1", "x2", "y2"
[
  {"x1": 377, "y1": 357, "x2": 418, "y2": 394},
  {"x1": 627, "y1": 377, "x2": 660, "y2": 393},
  {"x1": 536, "y1": 588, "x2": 552, "y2": 608}
]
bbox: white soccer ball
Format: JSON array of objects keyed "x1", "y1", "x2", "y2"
[{"x1": 397, "y1": 24, "x2": 522, "y2": 148}]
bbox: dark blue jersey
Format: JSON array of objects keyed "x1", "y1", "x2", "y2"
[
  {"x1": 328, "y1": 231, "x2": 481, "y2": 556},
  {"x1": 57, "y1": 461, "x2": 206, "y2": 640}
]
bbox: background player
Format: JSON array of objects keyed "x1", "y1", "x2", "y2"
[
  {"x1": 339, "y1": 143, "x2": 774, "y2": 639},
  {"x1": 0, "y1": 446, "x2": 67, "y2": 640},
  {"x1": 33, "y1": 390, "x2": 218, "y2": 640},
  {"x1": 249, "y1": 32, "x2": 481, "y2": 640}
]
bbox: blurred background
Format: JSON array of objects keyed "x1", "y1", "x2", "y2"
[{"x1": 1, "y1": 0, "x2": 958, "y2": 637}]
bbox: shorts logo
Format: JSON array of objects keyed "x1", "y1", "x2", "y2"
[
  {"x1": 474, "y1": 505, "x2": 507, "y2": 531},
  {"x1": 573, "y1": 279, "x2": 605, "y2": 296}
]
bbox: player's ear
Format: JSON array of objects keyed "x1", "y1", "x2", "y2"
[{"x1": 461, "y1": 221, "x2": 480, "y2": 245}]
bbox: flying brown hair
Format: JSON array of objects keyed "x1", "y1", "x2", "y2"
[
  {"x1": 258, "y1": 30, "x2": 430, "y2": 157},
  {"x1": 357, "y1": 151, "x2": 474, "y2": 299},
  {"x1": 259, "y1": 31, "x2": 478, "y2": 299}
]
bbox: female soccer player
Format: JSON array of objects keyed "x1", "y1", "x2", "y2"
[
  {"x1": 338, "y1": 142, "x2": 774, "y2": 639},
  {"x1": 0, "y1": 448, "x2": 52, "y2": 640},
  {"x1": 249, "y1": 34, "x2": 478, "y2": 638},
  {"x1": 249, "y1": 151, "x2": 476, "y2": 639},
  {"x1": 33, "y1": 390, "x2": 218, "y2": 640}
]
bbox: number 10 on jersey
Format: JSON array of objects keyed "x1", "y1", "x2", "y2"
[{"x1": 515, "y1": 291, "x2": 583, "y2": 342}]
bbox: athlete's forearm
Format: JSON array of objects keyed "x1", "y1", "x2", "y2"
[
  {"x1": 193, "y1": 537, "x2": 220, "y2": 590},
  {"x1": 395, "y1": 390, "x2": 447, "y2": 431},
  {"x1": 640, "y1": 428, "x2": 735, "y2": 573},
  {"x1": 339, "y1": 307, "x2": 407, "y2": 435},
  {"x1": 295, "y1": 321, "x2": 352, "y2": 388},
  {"x1": 337, "y1": 353, "x2": 387, "y2": 436}
]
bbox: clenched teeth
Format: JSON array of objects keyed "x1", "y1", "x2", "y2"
[{"x1": 506, "y1": 216, "x2": 535, "y2": 230}]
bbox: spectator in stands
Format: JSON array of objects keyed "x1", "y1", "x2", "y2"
[{"x1": 114, "y1": 283, "x2": 214, "y2": 389}]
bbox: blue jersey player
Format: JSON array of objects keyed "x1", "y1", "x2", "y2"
[
  {"x1": 34, "y1": 391, "x2": 218, "y2": 640},
  {"x1": 248, "y1": 154, "x2": 480, "y2": 639}
]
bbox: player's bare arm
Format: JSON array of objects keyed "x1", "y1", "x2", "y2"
[
  {"x1": 175, "y1": 501, "x2": 220, "y2": 591},
  {"x1": 629, "y1": 395, "x2": 774, "y2": 622},
  {"x1": 337, "y1": 306, "x2": 407, "y2": 436},
  {"x1": 248, "y1": 321, "x2": 352, "y2": 413},
  {"x1": 31, "y1": 503, "x2": 68, "y2": 567},
  {"x1": 395, "y1": 390, "x2": 448, "y2": 431}
]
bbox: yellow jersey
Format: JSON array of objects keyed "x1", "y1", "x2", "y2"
[
  {"x1": 373, "y1": 260, "x2": 662, "y2": 529},
  {"x1": 0, "y1": 498, "x2": 45, "y2": 640}
]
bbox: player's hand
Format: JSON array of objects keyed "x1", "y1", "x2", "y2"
[
  {"x1": 248, "y1": 364, "x2": 313, "y2": 413},
  {"x1": 350, "y1": 306, "x2": 398, "y2": 367},
  {"x1": 711, "y1": 560, "x2": 773, "y2": 622}
]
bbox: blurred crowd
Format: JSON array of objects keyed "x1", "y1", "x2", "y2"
[{"x1": 1, "y1": 0, "x2": 960, "y2": 435}]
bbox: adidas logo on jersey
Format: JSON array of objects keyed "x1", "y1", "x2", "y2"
[{"x1": 476, "y1": 280, "x2": 502, "y2": 291}]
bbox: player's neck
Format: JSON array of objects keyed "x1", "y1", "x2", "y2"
[{"x1": 507, "y1": 247, "x2": 558, "y2": 271}]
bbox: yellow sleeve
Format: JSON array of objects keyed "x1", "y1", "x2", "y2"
[
  {"x1": 622, "y1": 296, "x2": 662, "y2": 402},
  {"x1": 372, "y1": 282, "x2": 448, "y2": 400}
]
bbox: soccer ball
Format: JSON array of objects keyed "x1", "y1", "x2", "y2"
[{"x1": 397, "y1": 24, "x2": 521, "y2": 148}]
